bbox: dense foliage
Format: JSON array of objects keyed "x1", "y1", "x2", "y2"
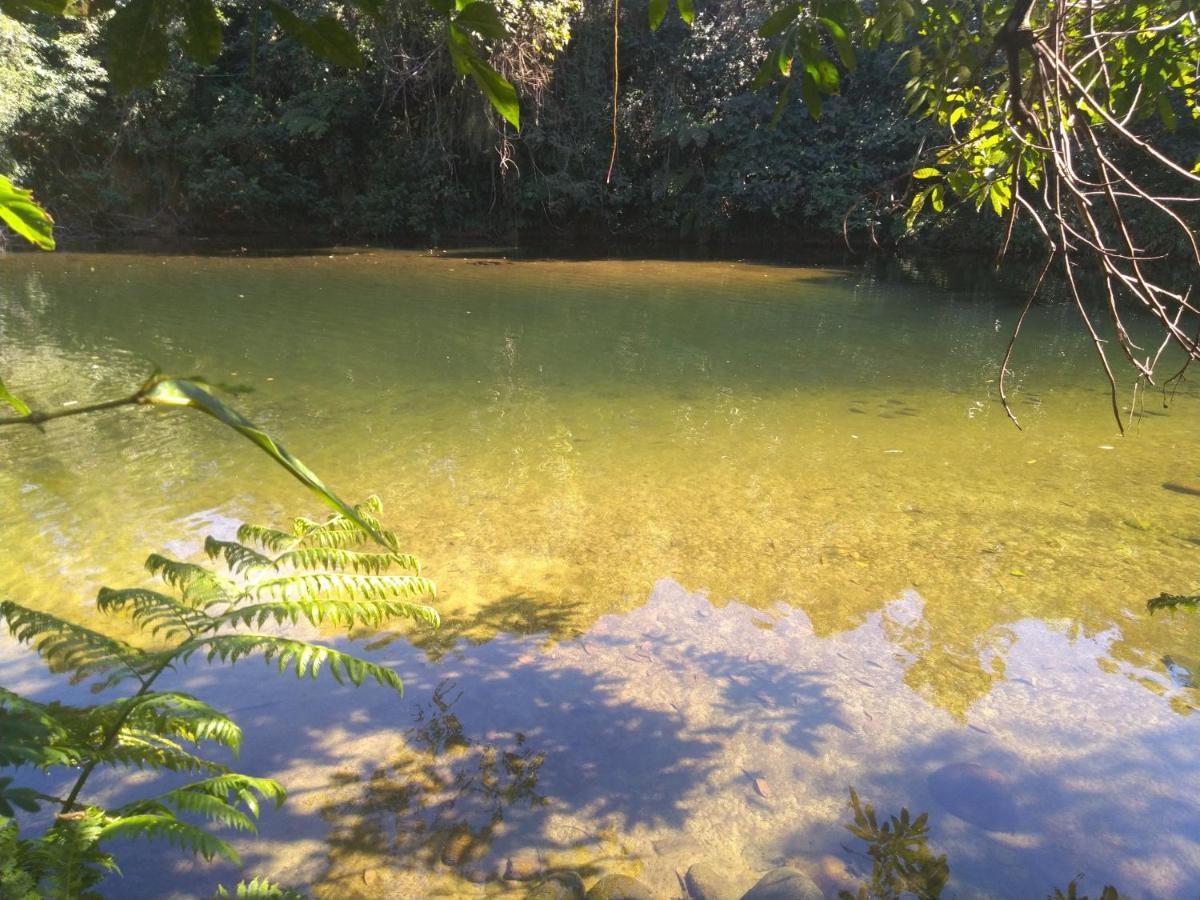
[{"x1": 0, "y1": 498, "x2": 434, "y2": 898}]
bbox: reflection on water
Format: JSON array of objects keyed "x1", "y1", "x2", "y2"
[{"x1": 1, "y1": 250, "x2": 1199, "y2": 895}]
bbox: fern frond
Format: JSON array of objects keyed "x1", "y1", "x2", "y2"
[
  {"x1": 177, "y1": 634, "x2": 405, "y2": 694},
  {"x1": 213, "y1": 876, "x2": 308, "y2": 899},
  {"x1": 204, "y1": 537, "x2": 274, "y2": 575},
  {"x1": 145, "y1": 555, "x2": 235, "y2": 606},
  {"x1": 212, "y1": 596, "x2": 438, "y2": 632},
  {"x1": 0, "y1": 689, "x2": 80, "y2": 768},
  {"x1": 251, "y1": 572, "x2": 435, "y2": 607},
  {"x1": 99, "y1": 730, "x2": 230, "y2": 775},
  {"x1": 121, "y1": 693, "x2": 242, "y2": 753},
  {"x1": 33, "y1": 809, "x2": 114, "y2": 900},
  {"x1": 271, "y1": 546, "x2": 420, "y2": 575},
  {"x1": 0, "y1": 601, "x2": 149, "y2": 685},
  {"x1": 117, "y1": 773, "x2": 284, "y2": 828},
  {"x1": 98, "y1": 813, "x2": 239, "y2": 863},
  {"x1": 96, "y1": 588, "x2": 208, "y2": 639},
  {"x1": 236, "y1": 524, "x2": 298, "y2": 553}
]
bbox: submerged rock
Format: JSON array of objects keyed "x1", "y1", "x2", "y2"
[
  {"x1": 506, "y1": 849, "x2": 545, "y2": 881},
  {"x1": 528, "y1": 872, "x2": 586, "y2": 899},
  {"x1": 740, "y1": 867, "x2": 824, "y2": 900},
  {"x1": 928, "y1": 762, "x2": 1021, "y2": 832},
  {"x1": 584, "y1": 873, "x2": 655, "y2": 899},
  {"x1": 684, "y1": 862, "x2": 748, "y2": 900}
]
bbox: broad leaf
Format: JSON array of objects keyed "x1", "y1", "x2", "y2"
[
  {"x1": 467, "y1": 54, "x2": 519, "y2": 129},
  {"x1": 758, "y1": 3, "x2": 799, "y2": 38},
  {"x1": 267, "y1": 2, "x2": 363, "y2": 68},
  {"x1": 0, "y1": 176, "x2": 54, "y2": 251},
  {"x1": 140, "y1": 378, "x2": 391, "y2": 548},
  {"x1": 180, "y1": 0, "x2": 223, "y2": 64},
  {"x1": 0, "y1": 373, "x2": 32, "y2": 415},
  {"x1": 649, "y1": 0, "x2": 668, "y2": 31},
  {"x1": 454, "y1": 1, "x2": 508, "y2": 40},
  {"x1": 105, "y1": 0, "x2": 171, "y2": 93},
  {"x1": 677, "y1": 0, "x2": 695, "y2": 25}
]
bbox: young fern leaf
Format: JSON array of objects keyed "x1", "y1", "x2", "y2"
[
  {"x1": 96, "y1": 588, "x2": 208, "y2": 638},
  {"x1": 236, "y1": 523, "x2": 298, "y2": 554},
  {"x1": 119, "y1": 792, "x2": 258, "y2": 834},
  {"x1": 97, "y1": 732, "x2": 231, "y2": 775},
  {"x1": 252, "y1": 572, "x2": 436, "y2": 605},
  {"x1": 132, "y1": 773, "x2": 286, "y2": 821},
  {"x1": 177, "y1": 634, "x2": 406, "y2": 694},
  {"x1": 0, "y1": 601, "x2": 149, "y2": 685},
  {"x1": 271, "y1": 546, "x2": 421, "y2": 575},
  {"x1": 212, "y1": 596, "x2": 439, "y2": 632},
  {"x1": 98, "y1": 814, "x2": 240, "y2": 863},
  {"x1": 213, "y1": 876, "x2": 308, "y2": 899},
  {"x1": 33, "y1": 809, "x2": 115, "y2": 900},
  {"x1": 119, "y1": 693, "x2": 243, "y2": 753},
  {"x1": 145, "y1": 555, "x2": 235, "y2": 606},
  {"x1": 204, "y1": 537, "x2": 274, "y2": 575}
]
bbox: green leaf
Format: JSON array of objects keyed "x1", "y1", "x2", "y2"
[
  {"x1": 0, "y1": 176, "x2": 54, "y2": 251},
  {"x1": 466, "y1": 54, "x2": 520, "y2": 129},
  {"x1": 912, "y1": 167, "x2": 941, "y2": 179},
  {"x1": 180, "y1": 0, "x2": 223, "y2": 64},
  {"x1": 266, "y1": 2, "x2": 363, "y2": 68},
  {"x1": 759, "y1": 3, "x2": 800, "y2": 38},
  {"x1": 213, "y1": 876, "x2": 307, "y2": 899},
  {"x1": 454, "y1": 1, "x2": 508, "y2": 40},
  {"x1": 139, "y1": 378, "x2": 391, "y2": 549},
  {"x1": 105, "y1": 0, "x2": 171, "y2": 93},
  {"x1": 677, "y1": 0, "x2": 695, "y2": 25},
  {"x1": 0, "y1": 600, "x2": 150, "y2": 685},
  {"x1": 177, "y1": 634, "x2": 407, "y2": 694},
  {"x1": 99, "y1": 814, "x2": 240, "y2": 863},
  {"x1": 648, "y1": 0, "x2": 668, "y2": 31},
  {"x1": 0, "y1": 373, "x2": 32, "y2": 415}
]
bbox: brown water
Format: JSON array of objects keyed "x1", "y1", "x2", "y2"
[{"x1": 1, "y1": 249, "x2": 1198, "y2": 897}]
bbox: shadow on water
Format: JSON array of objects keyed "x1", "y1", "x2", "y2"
[{"x1": 2, "y1": 575, "x2": 1199, "y2": 898}]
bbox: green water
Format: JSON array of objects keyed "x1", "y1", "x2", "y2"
[{"x1": 1, "y1": 249, "x2": 1198, "y2": 897}]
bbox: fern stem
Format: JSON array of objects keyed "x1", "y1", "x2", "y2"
[
  {"x1": 61, "y1": 655, "x2": 176, "y2": 812},
  {"x1": 0, "y1": 393, "x2": 141, "y2": 427}
]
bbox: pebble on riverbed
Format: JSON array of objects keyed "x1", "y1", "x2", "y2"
[
  {"x1": 740, "y1": 867, "x2": 824, "y2": 900},
  {"x1": 683, "y1": 862, "x2": 753, "y2": 900},
  {"x1": 583, "y1": 873, "x2": 656, "y2": 899},
  {"x1": 526, "y1": 871, "x2": 587, "y2": 899}
]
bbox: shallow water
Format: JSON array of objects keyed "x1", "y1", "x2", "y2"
[{"x1": 1, "y1": 249, "x2": 1198, "y2": 897}]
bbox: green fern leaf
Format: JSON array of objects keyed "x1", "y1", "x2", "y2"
[
  {"x1": 118, "y1": 773, "x2": 284, "y2": 831},
  {"x1": 251, "y1": 572, "x2": 436, "y2": 605},
  {"x1": 271, "y1": 546, "x2": 420, "y2": 574},
  {"x1": 177, "y1": 634, "x2": 405, "y2": 694},
  {"x1": 34, "y1": 809, "x2": 114, "y2": 900},
  {"x1": 213, "y1": 596, "x2": 438, "y2": 631},
  {"x1": 0, "y1": 601, "x2": 150, "y2": 684},
  {"x1": 121, "y1": 693, "x2": 243, "y2": 753},
  {"x1": 96, "y1": 588, "x2": 208, "y2": 638},
  {"x1": 98, "y1": 813, "x2": 239, "y2": 863},
  {"x1": 236, "y1": 524, "x2": 298, "y2": 553},
  {"x1": 145, "y1": 555, "x2": 235, "y2": 606},
  {"x1": 213, "y1": 876, "x2": 308, "y2": 899},
  {"x1": 99, "y1": 730, "x2": 231, "y2": 775},
  {"x1": 204, "y1": 537, "x2": 274, "y2": 575},
  {"x1": 0, "y1": 689, "x2": 81, "y2": 768}
]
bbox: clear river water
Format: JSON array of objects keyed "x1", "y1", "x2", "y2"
[{"x1": 1, "y1": 248, "x2": 1198, "y2": 898}]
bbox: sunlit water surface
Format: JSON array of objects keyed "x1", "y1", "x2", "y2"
[{"x1": 1, "y1": 249, "x2": 1198, "y2": 898}]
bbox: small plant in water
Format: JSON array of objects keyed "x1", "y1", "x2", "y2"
[
  {"x1": 0, "y1": 497, "x2": 436, "y2": 898},
  {"x1": 839, "y1": 787, "x2": 949, "y2": 900}
]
